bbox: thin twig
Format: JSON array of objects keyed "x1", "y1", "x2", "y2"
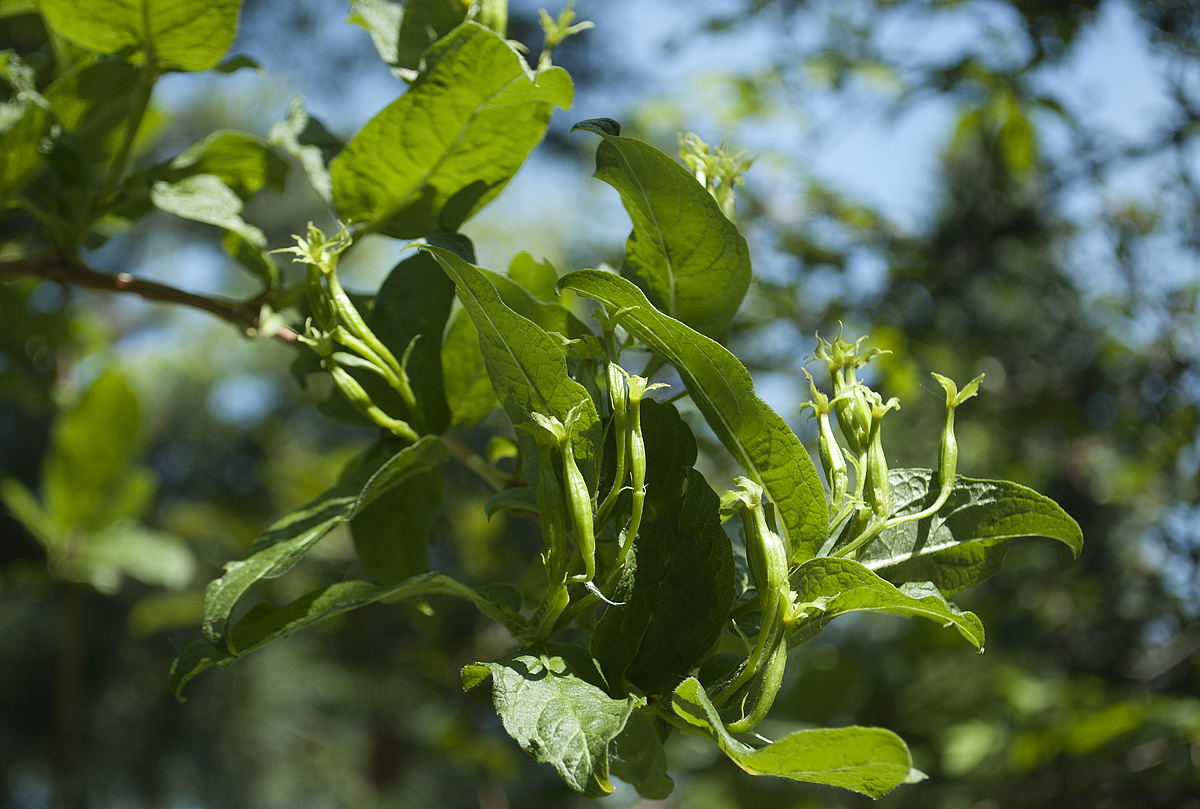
[{"x1": 0, "y1": 254, "x2": 299, "y2": 345}]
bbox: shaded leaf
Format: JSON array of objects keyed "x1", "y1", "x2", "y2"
[
  {"x1": 572, "y1": 120, "x2": 751, "y2": 337},
  {"x1": 484, "y1": 486, "x2": 538, "y2": 519},
  {"x1": 351, "y1": 467, "x2": 441, "y2": 585},
  {"x1": 201, "y1": 435, "x2": 447, "y2": 644},
  {"x1": 609, "y1": 709, "x2": 674, "y2": 800},
  {"x1": 592, "y1": 469, "x2": 734, "y2": 695},
  {"x1": 857, "y1": 469, "x2": 1083, "y2": 595},
  {"x1": 463, "y1": 644, "x2": 638, "y2": 798},
  {"x1": 79, "y1": 520, "x2": 194, "y2": 594},
  {"x1": 174, "y1": 571, "x2": 522, "y2": 698},
  {"x1": 331, "y1": 23, "x2": 572, "y2": 238},
  {"x1": 789, "y1": 557, "x2": 984, "y2": 648},
  {"x1": 672, "y1": 677, "x2": 919, "y2": 798},
  {"x1": 558, "y1": 270, "x2": 826, "y2": 562},
  {"x1": 441, "y1": 310, "x2": 498, "y2": 428},
  {"x1": 508, "y1": 251, "x2": 558, "y2": 301}
]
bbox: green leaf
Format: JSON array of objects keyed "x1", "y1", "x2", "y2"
[
  {"x1": 463, "y1": 644, "x2": 639, "y2": 798},
  {"x1": 349, "y1": 0, "x2": 472, "y2": 76},
  {"x1": 484, "y1": 485, "x2": 538, "y2": 519},
  {"x1": 508, "y1": 251, "x2": 559, "y2": 301},
  {"x1": 481, "y1": 265, "x2": 590, "y2": 338},
  {"x1": 125, "y1": 131, "x2": 287, "y2": 285},
  {"x1": 36, "y1": 0, "x2": 242, "y2": 72},
  {"x1": 214, "y1": 54, "x2": 260, "y2": 73},
  {"x1": 609, "y1": 709, "x2": 674, "y2": 800},
  {"x1": 173, "y1": 571, "x2": 521, "y2": 699},
  {"x1": 441, "y1": 311, "x2": 498, "y2": 428},
  {"x1": 351, "y1": 467, "x2": 441, "y2": 585},
  {"x1": 789, "y1": 557, "x2": 984, "y2": 648},
  {"x1": 558, "y1": 270, "x2": 826, "y2": 562},
  {"x1": 331, "y1": 23, "x2": 572, "y2": 238},
  {"x1": 592, "y1": 469, "x2": 734, "y2": 695},
  {"x1": 0, "y1": 478, "x2": 63, "y2": 549},
  {"x1": 201, "y1": 435, "x2": 447, "y2": 644},
  {"x1": 428, "y1": 247, "x2": 601, "y2": 488},
  {"x1": 571, "y1": 121, "x2": 752, "y2": 337},
  {"x1": 0, "y1": 52, "x2": 49, "y2": 201},
  {"x1": 638, "y1": 398, "x2": 697, "y2": 520},
  {"x1": 78, "y1": 520, "x2": 194, "y2": 594},
  {"x1": 44, "y1": 59, "x2": 139, "y2": 167},
  {"x1": 42, "y1": 371, "x2": 142, "y2": 533},
  {"x1": 856, "y1": 469, "x2": 1083, "y2": 595},
  {"x1": 268, "y1": 97, "x2": 344, "y2": 206},
  {"x1": 672, "y1": 677, "x2": 919, "y2": 798}
]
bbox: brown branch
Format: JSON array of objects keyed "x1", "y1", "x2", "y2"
[{"x1": 0, "y1": 254, "x2": 299, "y2": 345}]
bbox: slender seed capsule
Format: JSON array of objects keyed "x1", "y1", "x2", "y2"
[
  {"x1": 620, "y1": 375, "x2": 667, "y2": 562},
  {"x1": 329, "y1": 365, "x2": 419, "y2": 442},
  {"x1": 862, "y1": 392, "x2": 900, "y2": 519},
  {"x1": 930, "y1": 372, "x2": 984, "y2": 504},
  {"x1": 560, "y1": 404, "x2": 598, "y2": 584},
  {"x1": 523, "y1": 413, "x2": 571, "y2": 585},
  {"x1": 814, "y1": 329, "x2": 890, "y2": 455},
  {"x1": 595, "y1": 363, "x2": 628, "y2": 524},
  {"x1": 800, "y1": 370, "x2": 849, "y2": 507}
]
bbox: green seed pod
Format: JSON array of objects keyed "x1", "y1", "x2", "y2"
[
  {"x1": 595, "y1": 363, "x2": 628, "y2": 524},
  {"x1": 523, "y1": 413, "x2": 571, "y2": 585},
  {"x1": 930, "y1": 372, "x2": 984, "y2": 505},
  {"x1": 800, "y1": 370, "x2": 849, "y2": 506},
  {"x1": 814, "y1": 329, "x2": 889, "y2": 455},
  {"x1": 862, "y1": 392, "x2": 900, "y2": 519},
  {"x1": 329, "y1": 365, "x2": 419, "y2": 442},
  {"x1": 622, "y1": 375, "x2": 667, "y2": 556},
  {"x1": 560, "y1": 404, "x2": 598, "y2": 583}
]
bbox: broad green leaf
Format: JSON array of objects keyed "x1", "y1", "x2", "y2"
[
  {"x1": 672, "y1": 677, "x2": 919, "y2": 798},
  {"x1": 572, "y1": 120, "x2": 752, "y2": 337},
  {"x1": 638, "y1": 398, "x2": 697, "y2": 519},
  {"x1": 789, "y1": 557, "x2": 984, "y2": 648},
  {"x1": 149, "y1": 174, "x2": 270, "y2": 272},
  {"x1": 0, "y1": 1, "x2": 36, "y2": 19},
  {"x1": 509, "y1": 251, "x2": 558, "y2": 302},
  {"x1": 161, "y1": 130, "x2": 287, "y2": 201},
  {"x1": 856, "y1": 469, "x2": 1083, "y2": 595},
  {"x1": 44, "y1": 59, "x2": 139, "y2": 166},
  {"x1": 351, "y1": 467, "x2": 441, "y2": 585},
  {"x1": 78, "y1": 520, "x2": 194, "y2": 594},
  {"x1": 269, "y1": 97, "x2": 343, "y2": 205},
  {"x1": 201, "y1": 435, "x2": 447, "y2": 644},
  {"x1": 592, "y1": 469, "x2": 734, "y2": 695},
  {"x1": 609, "y1": 709, "x2": 674, "y2": 800},
  {"x1": 36, "y1": 0, "x2": 241, "y2": 72},
  {"x1": 348, "y1": 0, "x2": 404, "y2": 69},
  {"x1": 42, "y1": 371, "x2": 142, "y2": 533},
  {"x1": 463, "y1": 644, "x2": 639, "y2": 798},
  {"x1": 331, "y1": 23, "x2": 572, "y2": 238},
  {"x1": 484, "y1": 485, "x2": 538, "y2": 519},
  {"x1": 174, "y1": 571, "x2": 521, "y2": 699},
  {"x1": 395, "y1": 0, "x2": 468, "y2": 72},
  {"x1": 441, "y1": 311, "x2": 498, "y2": 428},
  {"x1": 428, "y1": 247, "x2": 601, "y2": 487},
  {"x1": 558, "y1": 270, "x2": 826, "y2": 562}
]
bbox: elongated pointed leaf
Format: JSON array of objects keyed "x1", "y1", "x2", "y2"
[
  {"x1": 173, "y1": 571, "x2": 520, "y2": 698},
  {"x1": 789, "y1": 557, "x2": 984, "y2": 648},
  {"x1": 428, "y1": 247, "x2": 600, "y2": 487},
  {"x1": 463, "y1": 644, "x2": 639, "y2": 798},
  {"x1": 572, "y1": 121, "x2": 752, "y2": 337},
  {"x1": 609, "y1": 709, "x2": 674, "y2": 800},
  {"x1": 508, "y1": 252, "x2": 558, "y2": 302},
  {"x1": 856, "y1": 469, "x2": 1083, "y2": 595},
  {"x1": 201, "y1": 436, "x2": 447, "y2": 644},
  {"x1": 592, "y1": 469, "x2": 734, "y2": 695},
  {"x1": 331, "y1": 23, "x2": 572, "y2": 238},
  {"x1": 558, "y1": 270, "x2": 826, "y2": 561},
  {"x1": 672, "y1": 677, "x2": 918, "y2": 798},
  {"x1": 37, "y1": 0, "x2": 241, "y2": 72}
]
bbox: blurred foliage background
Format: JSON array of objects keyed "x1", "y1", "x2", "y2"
[{"x1": 2, "y1": 0, "x2": 1199, "y2": 807}]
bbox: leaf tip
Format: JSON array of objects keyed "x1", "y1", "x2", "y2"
[{"x1": 570, "y1": 118, "x2": 621, "y2": 137}]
